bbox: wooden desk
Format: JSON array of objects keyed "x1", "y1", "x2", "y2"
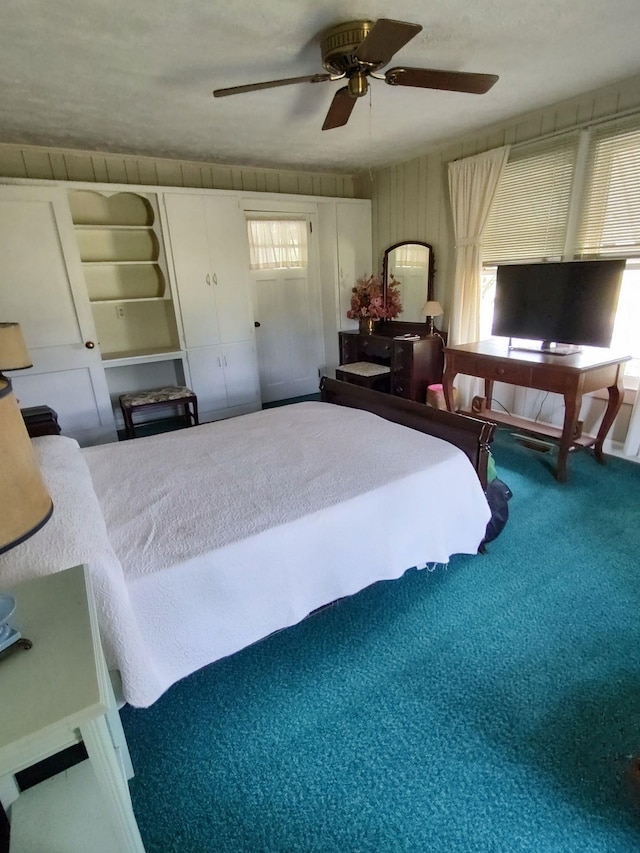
[{"x1": 442, "y1": 340, "x2": 630, "y2": 481}]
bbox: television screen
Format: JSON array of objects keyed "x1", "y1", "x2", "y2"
[{"x1": 492, "y1": 259, "x2": 625, "y2": 349}]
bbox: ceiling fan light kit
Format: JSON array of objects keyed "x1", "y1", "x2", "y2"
[{"x1": 213, "y1": 18, "x2": 499, "y2": 130}]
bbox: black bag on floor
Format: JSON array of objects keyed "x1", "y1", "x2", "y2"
[{"x1": 480, "y1": 477, "x2": 513, "y2": 551}]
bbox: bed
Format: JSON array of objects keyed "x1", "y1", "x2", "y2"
[{"x1": 0, "y1": 379, "x2": 495, "y2": 708}]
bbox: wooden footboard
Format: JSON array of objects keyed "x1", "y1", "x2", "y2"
[{"x1": 320, "y1": 377, "x2": 496, "y2": 489}]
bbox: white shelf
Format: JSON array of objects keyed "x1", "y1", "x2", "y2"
[
  {"x1": 10, "y1": 761, "x2": 121, "y2": 853},
  {"x1": 74, "y1": 224, "x2": 153, "y2": 231},
  {"x1": 81, "y1": 260, "x2": 158, "y2": 266},
  {"x1": 90, "y1": 296, "x2": 167, "y2": 304},
  {"x1": 102, "y1": 348, "x2": 185, "y2": 367}
]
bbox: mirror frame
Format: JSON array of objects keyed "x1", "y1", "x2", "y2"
[{"x1": 382, "y1": 241, "x2": 435, "y2": 323}]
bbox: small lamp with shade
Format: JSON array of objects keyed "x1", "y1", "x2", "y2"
[
  {"x1": 0, "y1": 322, "x2": 53, "y2": 658},
  {"x1": 421, "y1": 300, "x2": 443, "y2": 336}
]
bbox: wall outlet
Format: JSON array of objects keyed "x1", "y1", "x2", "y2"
[{"x1": 116, "y1": 305, "x2": 125, "y2": 318}]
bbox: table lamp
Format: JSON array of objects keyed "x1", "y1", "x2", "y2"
[
  {"x1": 421, "y1": 300, "x2": 443, "y2": 336},
  {"x1": 0, "y1": 322, "x2": 53, "y2": 657}
]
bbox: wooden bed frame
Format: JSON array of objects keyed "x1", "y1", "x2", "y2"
[{"x1": 320, "y1": 377, "x2": 496, "y2": 489}]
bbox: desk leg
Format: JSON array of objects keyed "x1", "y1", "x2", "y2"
[
  {"x1": 558, "y1": 391, "x2": 584, "y2": 482},
  {"x1": 484, "y1": 378, "x2": 495, "y2": 410},
  {"x1": 594, "y1": 376, "x2": 625, "y2": 463},
  {"x1": 81, "y1": 716, "x2": 145, "y2": 853},
  {"x1": 442, "y1": 367, "x2": 458, "y2": 411}
]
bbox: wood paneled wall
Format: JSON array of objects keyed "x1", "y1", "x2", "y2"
[
  {"x1": 0, "y1": 142, "x2": 369, "y2": 200},
  {"x1": 369, "y1": 73, "x2": 640, "y2": 312}
]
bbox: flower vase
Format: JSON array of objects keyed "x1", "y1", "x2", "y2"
[{"x1": 359, "y1": 317, "x2": 378, "y2": 335}]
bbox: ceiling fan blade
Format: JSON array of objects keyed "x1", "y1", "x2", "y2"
[
  {"x1": 322, "y1": 87, "x2": 356, "y2": 130},
  {"x1": 213, "y1": 73, "x2": 332, "y2": 98},
  {"x1": 355, "y1": 18, "x2": 422, "y2": 67},
  {"x1": 385, "y1": 66, "x2": 499, "y2": 94}
]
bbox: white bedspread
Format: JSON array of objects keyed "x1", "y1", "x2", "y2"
[{"x1": 2, "y1": 402, "x2": 490, "y2": 707}]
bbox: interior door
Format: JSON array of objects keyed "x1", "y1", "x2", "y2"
[
  {"x1": 0, "y1": 185, "x2": 115, "y2": 444},
  {"x1": 248, "y1": 212, "x2": 325, "y2": 403}
]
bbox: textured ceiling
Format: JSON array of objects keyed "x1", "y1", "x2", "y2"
[{"x1": 2, "y1": 0, "x2": 640, "y2": 173}]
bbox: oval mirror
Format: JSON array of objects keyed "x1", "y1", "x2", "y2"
[{"x1": 383, "y1": 241, "x2": 435, "y2": 323}]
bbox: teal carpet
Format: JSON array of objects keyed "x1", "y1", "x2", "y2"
[{"x1": 121, "y1": 431, "x2": 640, "y2": 852}]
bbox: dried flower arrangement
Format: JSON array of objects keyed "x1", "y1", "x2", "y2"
[{"x1": 346, "y1": 274, "x2": 403, "y2": 320}]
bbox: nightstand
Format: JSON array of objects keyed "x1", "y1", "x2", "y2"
[
  {"x1": 20, "y1": 405, "x2": 61, "y2": 438},
  {"x1": 0, "y1": 565, "x2": 145, "y2": 852}
]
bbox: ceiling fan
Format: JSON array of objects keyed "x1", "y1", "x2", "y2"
[{"x1": 213, "y1": 18, "x2": 498, "y2": 131}]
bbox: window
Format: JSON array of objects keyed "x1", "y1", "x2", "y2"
[
  {"x1": 576, "y1": 118, "x2": 640, "y2": 258},
  {"x1": 482, "y1": 137, "x2": 578, "y2": 264},
  {"x1": 246, "y1": 219, "x2": 308, "y2": 270},
  {"x1": 480, "y1": 118, "x2": 640, "y2": 383}
]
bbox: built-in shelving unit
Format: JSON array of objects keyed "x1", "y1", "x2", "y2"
[
  {"x1": 69, "y1": 190, "x2": 181, "y2": 359},
  {"x1": 69, "y1": 189, "x2": 186, "y2": 429}
]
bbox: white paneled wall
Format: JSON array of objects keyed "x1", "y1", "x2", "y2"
[
  {"x1": 0, "y1": 142, "x2": 368, "y2": 201},
  {"x1": 370, "y1": 73, "x2": 640, "y2": 312}
]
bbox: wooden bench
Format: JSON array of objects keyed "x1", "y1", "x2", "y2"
[
  {"x1": 335, "y1": 361, "x2": 391, "y2": 393},
  {"x1": 119, "y1": 386, "x2": 199, "y2": 439}
]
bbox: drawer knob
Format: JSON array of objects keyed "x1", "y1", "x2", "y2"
[
  {"x1": 496, "y1": 367, "x2": 505, "y2": 375},
  {"x1": 85, "y1": 340, "x2": 95, "y2": 349}
]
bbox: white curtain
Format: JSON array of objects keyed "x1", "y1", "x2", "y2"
[
  {"x1": 623, "y1": 387, "x2": 640, "y2": 458},
  {"x1": 447, "y1": 146, "x2": 510, "y2": 406},
  {"x1": 246, "y1": 219, "x2": 308, "y2": 270}
]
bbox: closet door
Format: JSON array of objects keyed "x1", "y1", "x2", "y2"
[
  {"x1": 163, "y1": 194, "x2": 221, "y2": 349},
  {"x1": 185, "y1": 342, "x2": 259, "y2": 416},
  {"x1": 164, "y1": 193, "x2": 255, "y2": 347},
  {"x1": 222, "y1": 341, "x2": 261, "y2": 409},
  {"x1": 0, "y1": 185, "x2": 115, "y2": 444},
  {"x1": 185, "y1": 347, "x2": 228, "y2": 414},
  {"x1": 203, "y1": 197, "x2": 254, "y2": 344},
  {"x1": 163, "y1": 191, "x2": 260, "y2": 419}
]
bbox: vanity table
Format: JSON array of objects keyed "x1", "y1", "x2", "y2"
[
  {"x1": 339, "y1": 325, "x2": 444, "y2": 403},
  {"x1": 337, "y1": 239, "x2": 445, "y2": 403}
]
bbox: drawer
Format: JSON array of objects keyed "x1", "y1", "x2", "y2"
[
  {"x1": 392, "y1": 343, "x2": 413, "y2": 373},
  {"x1": 392, "y1": 379, "x2": 414, "y2": 399},
  {"x1": 340, "y1": 337, "x2": 359, "y2": 363},
  {"x1": 484, "y1": 361, "x2": 532, "y2": 386},
  {"x1": 359, "y1": 336, "x2": 393, "y2": 359}
]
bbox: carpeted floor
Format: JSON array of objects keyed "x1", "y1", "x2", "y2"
[{"x1": 121, "y1": 428, "x2": 640, "y2": 852}]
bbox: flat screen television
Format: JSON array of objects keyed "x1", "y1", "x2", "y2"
[{"x1": 491, "y1": 259, "x2": 625, "y2": 353}]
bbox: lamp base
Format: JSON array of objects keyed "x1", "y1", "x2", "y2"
[
  {"x1": 0, "y1": 593, "x2": 32, "y2": 660},
  {"x1": 0, "y1": 627, "x2": 32, "y2": 661},
  {"x1": 0, "y1": 623, "x2": 21, "y2": 652}
]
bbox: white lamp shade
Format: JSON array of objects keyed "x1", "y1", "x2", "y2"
[
  {"x1": 420, "y1": 300, "x2": 443, "y2": 318},
  {"x1": 0, "y1": 379, "x2": 53, "y2": 554},
  {"x1": 0, "y1": 323, "x2": 32, "y2": 372}
]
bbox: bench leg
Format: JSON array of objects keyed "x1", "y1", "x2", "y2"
[{"x1": 121, "y1": 407, "x2": 136, "y2": 439}]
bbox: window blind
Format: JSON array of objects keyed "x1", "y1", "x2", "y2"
[
  {"x1": 482, "y1": 137, "x2": 578, "y2": 264},
  {"x1": 576, "y1": 118, "x2": 640, "y2": 258}
]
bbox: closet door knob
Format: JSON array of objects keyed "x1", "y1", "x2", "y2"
[
  {"x1": 85, "y1": 341, "x2": 95, "y2": 349},
  {"x1": 254, "y1": 321, "x2": 261, "y2": 328}
]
